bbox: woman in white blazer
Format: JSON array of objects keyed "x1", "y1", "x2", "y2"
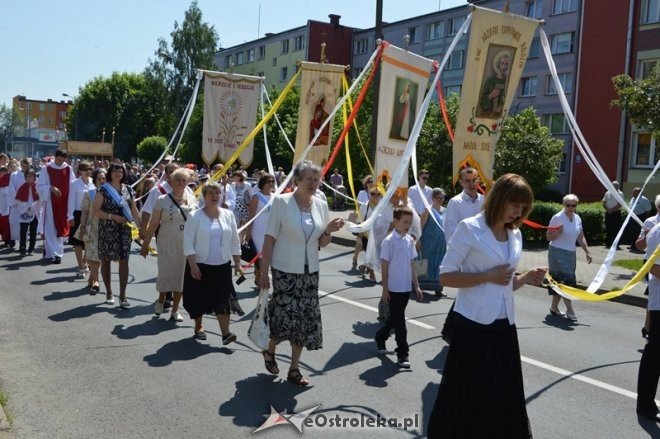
[
  {"x1": 182, "y1": 182, "x2": 243, "y2": 344},
  {"x1": 258, "y1": 160, "x2": 344, "y2": 386},
  {"x1": 427, "y1": 174, "x2": 547, "y2": 439}
]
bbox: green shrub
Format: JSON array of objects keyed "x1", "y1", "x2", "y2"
[{"x1": 521, "y1": 201, "x2": 604, "y2": 244}]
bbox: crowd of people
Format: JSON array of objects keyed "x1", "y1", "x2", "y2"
[{"x1": 1, "y1": 150, "x2": 658, "y2": 432}]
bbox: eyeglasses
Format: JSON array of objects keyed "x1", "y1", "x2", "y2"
[
  {"x1": 369, "y1": 192, "x2": 380, "y2": 196},
  {"x1": 267, "y1": 179, "x2": 275, "y2": 183},
  {"x1": 366, "y1": 180, "x2": 373, "y2": 183},
  {"x1": 565, "y1": 204, "x2": 577, "y2": 208}
]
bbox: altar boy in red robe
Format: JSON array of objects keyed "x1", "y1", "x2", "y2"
[{"x1": 37, "y1": 149, "x2": 75, "y2": 263}]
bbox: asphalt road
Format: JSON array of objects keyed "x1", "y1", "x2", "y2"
[{"x1": 0, "y1": 242, "x2": 658, "y2": 438}]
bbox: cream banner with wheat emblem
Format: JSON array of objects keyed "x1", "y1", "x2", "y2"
[
  {"x1": 293, "y1": 62, "x2": 345, "y2": 167},
  {"x1": 375, "y1": 44, "x2": 434, "y2": 197},
  {"x1": 452, "y1": 6, "x2": 539, "y2": 189},
  {"x1": 203, "y1": 72, "x2": 261, "y2": 166}
]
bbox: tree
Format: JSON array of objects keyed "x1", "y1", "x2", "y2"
[
  {"x1": 494, "y1": 107, "x2": 564, "y2": 194},
  {"x1": 69, "y1": 72, "x2": 169, "y2": 160},
  {"x1": 0, "y1": 104, "x2": 24, "y2": 153},
  {"x1": 611, "y1": 64, "x2": 660, "y2": 139},
  {"x1": 137, "y1": 136, "x2": 168, "y2": 164},
  {"x1": 146, "y1": 0, "x2": 218, "y2": 126}
]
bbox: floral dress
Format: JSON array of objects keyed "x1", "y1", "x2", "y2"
[{"x1": 98, "y1": 184, "x2": 134, "y2": 261}]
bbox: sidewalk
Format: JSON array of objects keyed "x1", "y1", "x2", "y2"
[{"x1": 328, "y1": 209, "x2": 648, "y2": 308}]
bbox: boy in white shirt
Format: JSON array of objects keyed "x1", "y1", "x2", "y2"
[
  {"x1": 375, "y1": 206, "x2": 423, "y2": 368},
  {"x1": 15, "y1": 169, "x2": 39, "y2": 256}
]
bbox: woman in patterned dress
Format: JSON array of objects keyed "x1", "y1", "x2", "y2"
[
  {"x1": 231, "y1": 171, "x2": 252, "y2": 229},
  {"x1": 77, "y1": 169, "x2": 106, "y2": 294},
  {"x1": 92, "y1": 164, "x2": 141, "y2": 308},
  {"x1": 140, "y1": 168, "x2": 197, "y2": 322},
  {"x1": 258, "y1": 161, "x2": 344, "y2": 386},
  {"x1": 418, "y1": 188, "x2": 447, "y2": 296}
]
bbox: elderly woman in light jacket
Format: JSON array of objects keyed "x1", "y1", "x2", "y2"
[
  {"x1": 183, "y1": 182, "x2": 243, "y2": 344},
  {"x1": 258, "y1": 160, "x2": 344, "y2": 386}
]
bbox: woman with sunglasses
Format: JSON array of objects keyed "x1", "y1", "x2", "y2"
[
  {"x1": 545, "y1": 194, "x2": 592, "y2": 320},
  {"x1": 92, "y1": 164, "x2": 141, "y2": 308}
]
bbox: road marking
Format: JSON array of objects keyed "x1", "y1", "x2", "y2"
[
  {"x1": 318, "y1": 290, "x2": 435, "y2": 330},
  {"x1": 319, "y1": 289, "x2": 658, "y2": 405}
]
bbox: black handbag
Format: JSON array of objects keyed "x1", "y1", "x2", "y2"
[{"x1": 241, "y1": 239, "x2": 257, "y2": 263}]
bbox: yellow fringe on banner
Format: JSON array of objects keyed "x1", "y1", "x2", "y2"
[
  {"x1": 545, "y1": 245, "x2": 660, "y2": 301},
  {"x1": 196, "y1": 69, "x2": 302, "y2": 195}
]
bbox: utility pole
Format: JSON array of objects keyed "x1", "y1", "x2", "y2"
[{"x1": 369, "y1": 0, "x2": 383, "y2": 165}]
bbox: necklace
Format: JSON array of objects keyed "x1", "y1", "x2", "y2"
[{"x1": 295, "y1": 195, "x2": 312, "y2": 212}]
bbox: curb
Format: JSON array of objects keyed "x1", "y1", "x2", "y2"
[{"x1": 330, "y1": 235, "x2": 648, "y2": 309}]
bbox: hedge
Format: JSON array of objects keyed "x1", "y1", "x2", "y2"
[{"x1": 521, "y1": 201, "x2": 605, "y2": 244}]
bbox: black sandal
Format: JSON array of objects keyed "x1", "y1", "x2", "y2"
[
  {"x1": 287, "y1": 368, "x2": 309, "y2": 386},
  {"x1": 262, "y1": 351, "x2": 279, "y2": 375}
]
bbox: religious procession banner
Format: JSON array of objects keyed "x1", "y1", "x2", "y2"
[
  {"x1": 293, "y1": 62, "x2": 346, "y2": 167},
  {"x1": 202, "y1": 72, "x2": 262, "y2": 166},
  {"x1": 452, "y1": 6, "x2": 539, "y2": 188},
  {"x1": 375, "y1": 45, "x2": 434, "y2": 197}
]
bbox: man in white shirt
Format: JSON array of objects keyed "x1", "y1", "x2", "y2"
[
  {"x1": 636, "y1": 222, "x2": 660, "y2": 423},
  {"x1": 602, "y1": 181, "x2": 624, "y2": 249},
  {"x1": 441, "y1": 167, "x2": 485, "y2": 342},
  {"x1": 627, "y1": 187, "x2": 653, "y2": 250},
  {"x1": 408, "y1": 169, "x2": 433, "y2": 215}
]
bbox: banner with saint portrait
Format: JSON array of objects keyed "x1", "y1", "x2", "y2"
[
  {"x1": 452, "y1": 6, "x2": 539, "y2": 188},
  {"x1": 202, "y1": 71, "x2": 262, "y2": 166},
  {"x1": 375, "y1": 44, "x2": 434, "y2": 197},
  {"x1": 293, "y1": 62, "x2": 346, "y2": 166}
]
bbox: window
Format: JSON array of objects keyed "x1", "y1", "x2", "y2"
[
  {"x1": 247, "y1": 49, "x2": 254, "y2": 63},
  {"x1": 60, "y1": 111, "x2": 67, "y2": 118},
  {"x1": 38, "y1": 115, "x2": 45, "y2": 123},
  {"x1": 526, "y1": 0, "x2": 543, "y2": 18},
  {"x1": 355, "y1": 38, "x2": 368, "y2": 54},
  {"x1": 47, "y1": 116, "x2": 52, "y2": 124},
  {"x1": 558, "y1": 152, "x2": 568, "y2": 174},
  {"x1": 553, "y1": 0, "x2": 577, "y2": 14},
  {"x1": 280, "y1": 66, "x2": 288, "y2": 82},
  {"x1": 39, "y1": 103, "x2": 45, "y2": 112},
  {"x1": 641, "y1": 0, "x2": 660, "y2": 24},
  {"x1": 639, "y1": 59, "x2": 659, "y2": 79},
  {"x1": 408, "y1": 26, "x2": 420, "y2": 43},
  {"x1": 257, "y1": 72, "x2": 264, "y2": 78},
  {"x1": 427, "y1": 22, "x2": 444, "y2": 40},
  {"x1": 47, "y1": 104, "x2": 53, "y2": 112},
  {"x1": 236, "y1": 52, "x2": 244, "y2": 65},
  {"x1": 520, "y1": 76, "x2": 538, "y2": 97},
  {"x1": 280, "y1": 39, "x2": 289, "y2": 54},
  {"x1": 272, "y1": 57, "x2": 277, "y2": 66},
  {"x1": 294, "y1": 35, "x2": 305, "y2": 51},
  {"x1": 27, "y1": 103, "x2": 31, "y2": 111},
  {"x1": 632, "y1": 132, "x2": 657, "y2": 166},
  {"x1": 547, "y1": 113, "x2": 569, "y2": 134},
  {"x1": 444, "y1": 85, "x2": 461, "y2": 97},
  {"x1": 225, "y1": 55, "x2": 232, "y2": 67},
  {"x1": 551, "y1": 32, "x2": 574, "y2": 54},
  {"x1": 447, "y1": 50, "x2": 464, "y2": 70},
  {"x1": 547, "y1": 72, "x2": 573, "y2": 94},
  {"x1": 449, "y1": 16, "x2": 465, "y2": 35},
  {"x1": 529, "y1": 37, "x2": 540, "y2": 58}
]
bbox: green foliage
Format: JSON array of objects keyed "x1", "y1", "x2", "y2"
[
  {"x1": 494, "y1": 107, "x2": 564, "y2": 194},
  {"x1": 0, "y1": 104, "x2": 24, "y2": 150},
  {"x1": 521, "y1": 201, "x2": 605, "y2": 244},
  {"x1": 612, "y1": 259, "x2": 644, "y2": 271},
  {"x1": 612, "y1": 64, "x2": 660, "y2": 138},
  {"x1": 136, "y1": 136, "x2": 168, "y2": 164},
  {"x1": 70, "y1": 72, "x2": 169, "y2": 160},
  {"x1": 145, "y1": 0, "x2": 219, "y2": 125}
]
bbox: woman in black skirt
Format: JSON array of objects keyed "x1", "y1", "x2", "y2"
[
  {"x1": 182, "y1": 182, "x2": 243, "y2": 344},
  {"x1": 427, "y1": 174, "x2": 547, "y2": 438}
]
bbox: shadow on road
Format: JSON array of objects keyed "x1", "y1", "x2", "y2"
[
  {"x1": 144, "y1": 337, "x2": 232, "y2": 367},
  {"x1": 637, "y1": 414, "x2": 660, "y2": 436},
  {"x1": 541, "y1": 313, "x2": 590, "y2": 331},
  {"x1": 219, "y1": 374, "x2": 311, "y2": 428},
  {"x1": 48, "y1": 303, "x2": 113, "y2": 322},
  {"x1": 43, "y1": 286, "x2": 91, "y2": 301},
  {"x1": 359, "y1": 354, "x2": 409, "y2": 387},
  {"x1": 112, "y1": 318, "x2": 183, "y2": 340}
]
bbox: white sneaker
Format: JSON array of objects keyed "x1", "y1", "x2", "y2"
[
  {"x1": 154, "y1": 301, "x2": 164, "y2": 315},
  {"x1": 105, "y1": 296, "x2": 115, "y2": 305},
  {"x1": 398, "y1": 357, "x2": 411, "y2": 369},
  {"x1": 170, "y1": 311, "x2": 183, "y2": 322}
]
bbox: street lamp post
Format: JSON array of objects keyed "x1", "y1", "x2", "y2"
[{"x1": 62, "y1": 93, "x2": 78, "y2": 140}]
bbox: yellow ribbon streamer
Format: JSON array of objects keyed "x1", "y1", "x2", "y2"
[
  {"x1": 196, "y1": 69, "x2": 303, "y2": 195},
  {"x1": 545, "y1": 244, "x2": 660, "y2": 301},
  {"x1": 127, "y1": 222, "x2": 157, "y2": 255},
  {"x1": 341, "y1": 75, "x2": 374, "y2": 176}
]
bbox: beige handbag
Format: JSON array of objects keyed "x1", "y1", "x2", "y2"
[{"x1": 412, "y1": 259, "x2": 428, "y2": 277}]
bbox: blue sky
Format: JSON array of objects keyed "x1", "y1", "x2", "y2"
[{"x1": 0, "y1": 0, "x2": 466, "y2": 108}]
